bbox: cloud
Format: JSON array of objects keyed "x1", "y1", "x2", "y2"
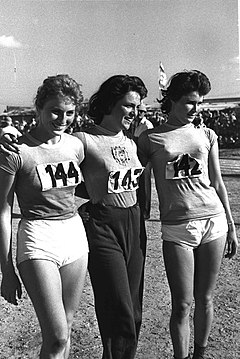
[
  {"x1": 0, "y1": 35, "x2": 22, "y2": 49},
  {"x1": 229, "y1": 56, "x2": 240, "y2": 64}
]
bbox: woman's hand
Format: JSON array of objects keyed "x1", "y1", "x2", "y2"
[
  {"x1": 224, "y1": 223, "x2": 238, "y2": 259},
  {"x1": 78, "y1": 202, "x2": 90, "y2": 224},
  {"x1": 1, "y1": 268, "x2": 22, "y2": 305},
  {"x1": 0, "y1": 134, "x2": 20, "y2": 155}
]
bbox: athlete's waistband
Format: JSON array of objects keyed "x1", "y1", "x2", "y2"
[{"x1": 89, "y1": 201, "x2": 139, "y2": 210}]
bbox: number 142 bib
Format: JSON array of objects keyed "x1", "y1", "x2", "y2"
[{"x1": 166, "y1": 153, "x2": 202, "y2": 179}]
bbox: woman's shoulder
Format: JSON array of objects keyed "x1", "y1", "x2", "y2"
[
  {"x1": 201, "y1": 125, "x2": 217, "y2": 137},
  {"x1": 196, "y1": 125, "x2": 217, "y2": 146},
  {"x1": 64, "y1": 132, "x2": 81, "y2": 142},
  {"x1": 62, "y1": 132, "x2": 84, "y2": 151},
  {"x1": 72, "y1": 124, "x2": 99, "y2": 139}
]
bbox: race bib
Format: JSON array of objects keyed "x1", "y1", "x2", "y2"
[
  {"x1": 37, "y1": 160, "x2": 81, "y2": 191},
  {"x1": 108, "y1": 167, "x2": 144, "y2": 193},
  {"x1": 166, "y1": 154, "x2": 202, "y2": 179}
]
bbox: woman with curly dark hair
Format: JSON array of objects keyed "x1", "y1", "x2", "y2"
[
  {"x1": 138, "y1": 70, "x2": 238, "y2": 359},
  {"x1": 0, "y1": 74, "x2": 89, "y2": 358},
  {"x1": 74, "y1": 74, "x2": 148, "y2": 359}
]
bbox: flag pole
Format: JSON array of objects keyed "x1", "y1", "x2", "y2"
[
  {"x1": 238, "y1": 0, "x2": 240, "y2": 79},
  {"x1": 13, "y1": 50, "x2": 17, "y2": 83}
]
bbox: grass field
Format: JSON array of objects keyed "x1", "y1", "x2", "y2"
[{"x1": 0, "y1": 149, "x2": 239, "y2": 358}]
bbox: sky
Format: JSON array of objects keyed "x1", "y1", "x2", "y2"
[{"x1": 0, "y1": 0, "x2": 239, "y2": 108}]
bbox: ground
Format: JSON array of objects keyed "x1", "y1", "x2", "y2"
[{"x1": 0, "y1": 149, "x2": 239, "y2": 358}]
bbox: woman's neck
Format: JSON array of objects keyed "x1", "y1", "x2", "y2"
[
  {"x1": 167, "y1": 114, "x2": 190, "y2": 127},
  {"x1": 30, "y1": 127, "x2": 61, "y2": 145},
  {"x1": 99, "y1": 116, "x2": 122, "y2": 134}
]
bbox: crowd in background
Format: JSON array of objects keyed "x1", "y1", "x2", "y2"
[
  {"x1": 0, "y1": 115, "x2": 37, "y2": 136},
  {"x1": 0, "y1": 106, "x2": 239, "y2": 148},
  {"x1": 200, "y1": 108, "x2": 240, "y2": 148},
  {"x1": 145, "y1": 107, "x2": 240, "y2": 149}
]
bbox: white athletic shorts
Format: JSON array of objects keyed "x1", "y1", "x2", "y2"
[
  {"x1": 17, "y1": 213, "x2": 89, "y2": 267},
  {"x1": 161, "y1": 213, "x2": 228, "y2": 249}
]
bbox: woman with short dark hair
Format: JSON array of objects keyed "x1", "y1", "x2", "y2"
[
  {"x1": 138, "y1": 70, "x2": 238, "y2": 359},
  {"x1": 74, "y1": 74, "x2": 148, "y2": 359}
]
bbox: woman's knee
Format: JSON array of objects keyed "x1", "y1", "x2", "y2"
[
  {"x1": 51, "y1": 337, "x2": 68, "y2": 354},
  {"x1": 195, "y1": 292, "x2": 214, "y2": 310},
  {"x1": 172, "y1": 299, "x2": 192, "y2": 319},
  {"x1": 42, "y1": 333, "x2": 69, "y2": 356},
  {"x1": 42, "y1": 322, "x2": 70, "y2": 355}
]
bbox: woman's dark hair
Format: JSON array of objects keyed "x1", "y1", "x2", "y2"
[
  {"x1": 35, "y1": 74, "x2": 83, "y2": 114},
  {"x1": 161, "y1": 70, "x2": 211, "y2": 114},
  {"x1": 88, "y1": 75, "x2": 148, "y2": 124}
]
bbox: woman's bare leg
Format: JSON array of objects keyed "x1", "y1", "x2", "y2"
[
  {"x1": 163, "y1": 241, "x2": 194, "y2": 358},
  {"x1": 193, "y1": 235, "x2": 226, "y2": 347},
  {"x1": 60, "y1": 254, "x2": 88, "y2": 358},
  {"x1": 19, "y1": 255, "x2": 87, "y2": 359}
]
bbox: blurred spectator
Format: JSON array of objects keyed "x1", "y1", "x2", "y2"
[
  {"x1": 129, "y1": 102, "x2": 153, "y2": 220},
  {"x1": 129, "y1": 102, "x2": 153, "y2": 138},
  {"x1": 0, "y1": 116, "x2": 22, "y2": 138},
  {"x1": 22, "y1": 117, "x2": 37, "y2": 133},
  {"x1": 149, "y1": 111, "x2": 167, "y2": 127},
  {"x1": 74, "y1": 114, "x2": 94, "y2": 131},
  {"x1": 19, "y1": 120, "x2": 27, "y2": 133},
  {"x1": 73, "y1": 115, "x2": 83, "y2": 132}
]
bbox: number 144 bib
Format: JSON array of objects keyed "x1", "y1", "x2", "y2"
[{"x1": 37, "y1": 160, "x2": 81, "y2": 191}]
